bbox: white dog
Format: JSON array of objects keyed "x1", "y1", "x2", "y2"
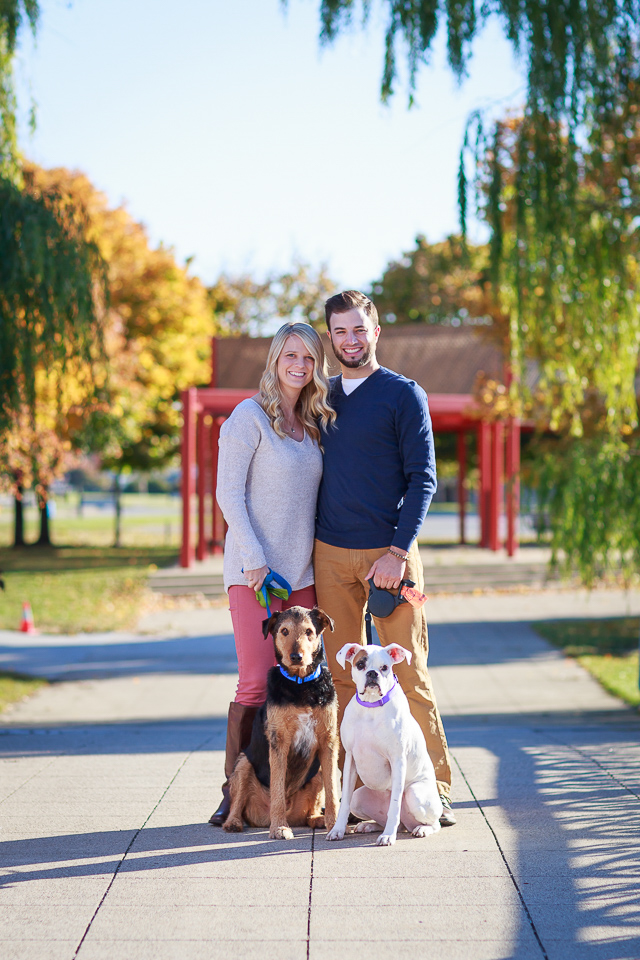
[{"x1": 326, "y1": 643, "x2": 443, "y2": 846}]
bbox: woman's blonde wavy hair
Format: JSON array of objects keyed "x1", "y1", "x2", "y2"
[{"x1": 259, "y1": 322, "x2": 336, "y2": 443}]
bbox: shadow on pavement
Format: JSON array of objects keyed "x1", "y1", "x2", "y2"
[
  {"x1": 0, "y1": 827, "x2": 313, "y2": 888},
  {"x1": 0, "y1": 617, "x2": 598, "y2": 681},
  {"x1": 0, "y1": 717, "x2": 229, "y2": 756},
  {"x1": 0, "y1": 633, "x2": 238, "y2": 680},
  {"x1": 451, "y1": 718, "x2": 640, "y2": 958},
  {"x1": 2, "y1": 617, "x2": 640, "y2": 958}
]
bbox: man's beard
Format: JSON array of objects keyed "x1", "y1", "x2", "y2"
[{"x1": 330, "y1": 340, "x2": 374, "y2": 369}]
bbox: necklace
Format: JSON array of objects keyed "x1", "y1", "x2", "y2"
[{"x1": 282, "y1": 412, "x2": 298, "y2": 435}]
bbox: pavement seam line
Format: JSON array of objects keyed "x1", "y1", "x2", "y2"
[
  {"x1": 307, "y1": 827, "x2": 315, "y2": 959},
  {"x1": 71, "y1": 732, "x2": 216, "y2": 959},
  {"x1": 536, "y1": 730, "x2": 640, "y2": 802},
  {"x1": 0, "y1": 753, "x2": 60, "y2": 805},
  {"x1": 452, "y1": 753, "x2": 550, "y2": 960}
]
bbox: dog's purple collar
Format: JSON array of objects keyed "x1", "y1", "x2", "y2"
[
  {"x1": 279, "y1": 663, "x2": 323, "y2": 684},
  {"x1": 356, "y1": 676, "x2": 399, "y2": 708}
]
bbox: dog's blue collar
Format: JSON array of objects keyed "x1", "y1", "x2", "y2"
[
  {"x1": 279, "y1": 663, "x2": 323, "y2": 684},
  {"x1": 356, "y1": 676, "x2": 399, "y2": 708}
]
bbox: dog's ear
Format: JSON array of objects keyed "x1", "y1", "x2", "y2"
[
  {"x1": 385, "y1": 643, "x2": 412, "y2": 665},
  {"x1": 310, "y1": 607, "x2": 334, "y2": 635},
  {"x1": 335, "y1": 643, "x2": 364, "y2": 669},
  {"x1": 262, "y1": 613, "x2": 280, "y2": 640}
]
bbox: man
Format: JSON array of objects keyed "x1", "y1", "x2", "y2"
[{"x1": 314, "y1": 290, "x2": 455, "y2": 826}]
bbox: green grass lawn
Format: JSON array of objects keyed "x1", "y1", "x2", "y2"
[
  {"x1": 0, "y1": 544, "x2": 179, "y2": 633},
  {"x1": 534, "y1": 617, "x2": 640, "y2": 708},
  {"x1": 0, "y1": 496, "x2": 188, "y2": 711},
  {"x1": 0, "y1": 492, "x2": 182, "y2": 632},
  {"x1": 0, "y1": 672, "x2": 46, "y2": 713},
  {"x1": 0, "y1": 492, "x2": 182, "y2": 548}
]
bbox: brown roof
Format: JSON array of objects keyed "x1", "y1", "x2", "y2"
[{"x1": 215, "y1": 325, "x2": 504, "y2": 395}]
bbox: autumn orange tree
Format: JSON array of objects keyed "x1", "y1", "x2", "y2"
[
  {"x1": 0, "y1": 172, "x2": 108, "y2": 547},
  {"x1": 5, "y1": 164, "x2": 215, "y2": 546},
  {"x1": 1, "y1": 3, "x2": 113, "y2": 545}
]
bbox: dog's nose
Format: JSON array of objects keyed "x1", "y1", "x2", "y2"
[
  {"x1": 290, "y1": 651, "x2": 303, "y2": 663},
  {"x1": 366, "y1": 670, "x2": 378, "y2": 680}
]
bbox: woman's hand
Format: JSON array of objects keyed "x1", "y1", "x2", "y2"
[{"x1": 245, "y1": 564, "x2": 269, "y2": 592}]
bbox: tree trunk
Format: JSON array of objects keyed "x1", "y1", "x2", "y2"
[
  {"x1": 13, "y1": 489, "x2": 25, "y2": 548},
  {"x1": 113, "y1": 473, "x2": 122, "y2": 547},
  {"x1": 37, "y1": 495, "x2": 51, "y2": 546}
]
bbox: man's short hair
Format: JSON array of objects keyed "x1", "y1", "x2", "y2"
[{"x1": 325, "y1": 290, "x2": 379, "y2": 330}]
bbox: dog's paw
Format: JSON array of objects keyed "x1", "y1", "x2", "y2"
[
  {"x1": 412, "y1": 823, "x2": 438, "y2": 838},
  {"x1": 222, "y1": 818, "x2": 243, "y2": 833},
  {"x1": 307, "y1": 815, "x2": 325, "y2": 829},
  {"x1": 376, "y1": 833, "x2": 397, "y2": 846},
  {"x1": 326, "y1": 825, "x2": 345, "y2": 841},
  {"x1": 270, "y1": 825, "x2": 294, "y2": 840},
  {"x1": 353, "y1": 821, "x2": 377, "y2": 834}
]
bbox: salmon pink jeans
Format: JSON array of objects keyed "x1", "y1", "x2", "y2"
[{"x1": 228, "y1": 583, "x2": 318, "y2": 706}]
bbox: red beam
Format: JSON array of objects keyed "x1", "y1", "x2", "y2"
[
  {"x1": 489, "y1": 421, "x2": 504, "y2": 552},
  {"x1": 196, "y1": 412, "x2": 207, "y2": 562},
  {"x1": 180, "y1": 388, "x2": 197, "y2": 568},
  {"x1": 211, "y1": 416, "x2": 224, "y2": 555},
  {"x1": 506, "y1": 418, "x2": 521, "y2": 557},
  {"x1": 478, "y1": 421, "x2": 491, "y2": 548},
  {"x1": 192, "y1": 388, "x2": 255, "y2": 415},
  {"x1": 457, "y1": 431, "x2": 466, "y2": 545}
]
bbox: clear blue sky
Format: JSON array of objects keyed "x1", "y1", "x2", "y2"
[{"x1": 16, "y1": 0, "x2": 524, "y2": 289}]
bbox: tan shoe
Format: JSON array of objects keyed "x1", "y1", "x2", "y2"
[{"x1": 439, "y1": 796, "x2": 456, "y2": 826}]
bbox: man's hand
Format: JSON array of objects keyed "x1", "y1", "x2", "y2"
[
  {"x1": 245, "y1": 564, "x2": 269, "y2": 592},
  {"x1": 365, "y1": 551, "x2": 406, "y2": 590}
]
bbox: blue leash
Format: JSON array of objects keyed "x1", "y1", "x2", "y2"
[{"x1": 259, "y1": 568, "x2": 292, "y2": 617}]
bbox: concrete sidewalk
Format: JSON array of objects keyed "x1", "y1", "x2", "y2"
[{"x1": 1, "y1": 590, "x2": 640, "y2": 959}]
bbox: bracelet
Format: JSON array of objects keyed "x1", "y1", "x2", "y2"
[{"x1": 388, "y1": 547, "x2": 409, "y2": 562}]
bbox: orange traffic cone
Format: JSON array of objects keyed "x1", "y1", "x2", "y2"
[{"x1": 20, "y1": 602, "x2": 36, "y2": 634}]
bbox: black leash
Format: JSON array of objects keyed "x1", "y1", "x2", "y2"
[
  {"x1": 365, "y1": 608, "x2": 374, "y2": 646},
  {"x1": 365, "y1": 578, "x2": 414, "y2": 645}
]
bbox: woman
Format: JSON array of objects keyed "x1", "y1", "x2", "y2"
[{"x1": 209, "y1": 321, "x2": 336, "y2": 826}]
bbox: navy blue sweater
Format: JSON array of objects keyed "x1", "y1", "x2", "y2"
[{"x1": 315, "y1": 367, "x2": 437, "y2": 552}]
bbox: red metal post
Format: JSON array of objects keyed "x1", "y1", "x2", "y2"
[
  {"x1": 196, "y1": 412, "x2": 207, "y2": 562},
  {"x1": 210, "y1": 337, "x2": 218, "y2": 387},
  {"x1": 489, "y1": 420, "x2": 504, "y2": 552},
  {"x1": 478, "y1": 420, "x2": 491, "y2": 548},
  {"x1": 457, "y1": 431, "x2": 466, "y2": 545},
  {"x1": 505, "y1": 417, "x2": 521, "y2": 557},
  {"x1": 211, "y1": 416, "x2": 224, "y2": 555},
  {"x1": 180, "y1": 387, "x2": 197, "y2": 568}
]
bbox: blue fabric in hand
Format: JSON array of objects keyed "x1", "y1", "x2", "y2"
[{"x1": 256, "y1": 568, "x2": 292, "y2": 617}]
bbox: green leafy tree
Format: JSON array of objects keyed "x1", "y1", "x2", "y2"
[
  {"x1": 463, "y1": 113, "x2": 640, "y2": 584},
  {"x1": 312, "y1": 1, "x2": 640, "y2": 585},
  {"x1": 1, "y1": 2, "x2": 110, "y2": 545},
  {"x1": 209, "y1": 261, "x2": 336, "y2": 334},
  {"x1": 0, "y1": 4, "x2": 104, "y2": 412},
  {"x1": 370, "y1": 234, "x2": 497, "y2": 330},
  {"x1": 0, "y1": 1, "x2": 38, "y2": 178}
]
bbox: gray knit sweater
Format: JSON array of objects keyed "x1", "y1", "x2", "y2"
[{"x1": 217, "y1": 399, "x2": 323, "y2": 592}]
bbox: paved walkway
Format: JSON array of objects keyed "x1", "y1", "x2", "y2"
[{"x1": 1, "y1": 589, "x2": 640, "y2": 959}]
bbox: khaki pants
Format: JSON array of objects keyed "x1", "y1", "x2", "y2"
[{"x1": 313, "y1": 538, "x2": 452, "y2": 799}]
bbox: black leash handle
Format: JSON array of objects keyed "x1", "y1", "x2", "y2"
[{"x1": 365, "y1": 578, "x2": 416, "y2": 646}]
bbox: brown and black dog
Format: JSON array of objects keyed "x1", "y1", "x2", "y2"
[{"x1": 223, "y1": 606, "x2": 339, "y2": 840}]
